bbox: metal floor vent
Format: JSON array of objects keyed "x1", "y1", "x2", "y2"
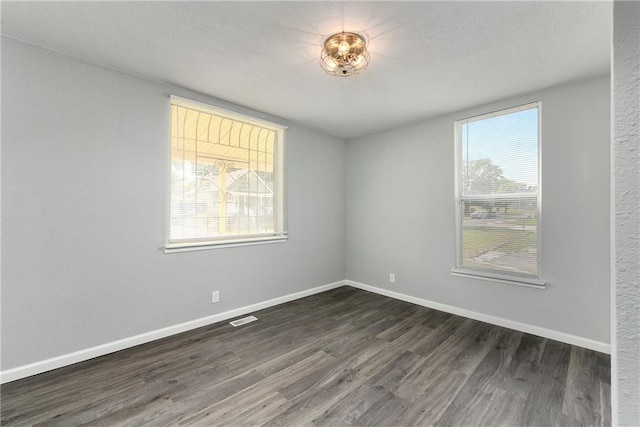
[{"x1": 229, "y1": 315, "x2": 258, "y2": 327}]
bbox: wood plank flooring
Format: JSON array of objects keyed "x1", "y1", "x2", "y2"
[{"x1": 1, "y1": 287, "x2": 611, "y2": 426}]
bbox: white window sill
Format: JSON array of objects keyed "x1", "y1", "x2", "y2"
[
  {"x1": 451, "y1": 268, "x2": 546, "y2": 289},
  {"x1": 165, "y1": 235, "x2": 288, "y2": 253}
]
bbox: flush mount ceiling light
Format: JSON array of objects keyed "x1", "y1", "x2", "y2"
[{"x1": 320, "y1": 32, "x2": 370, "y2": 77}]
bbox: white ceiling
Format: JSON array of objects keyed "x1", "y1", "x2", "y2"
[{"x1": 1, "y1": 1, "x2": 611, "y2": 139}]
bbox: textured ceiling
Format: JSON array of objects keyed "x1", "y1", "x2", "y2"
[{"x1": 1, "y1": 1, "x2": 611, "y2": 139}]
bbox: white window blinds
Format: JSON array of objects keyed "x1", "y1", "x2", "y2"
[
  {"x1": 169, "y1": 97, "x2": 286, "y2": 247},
  {"x1": 455, "y1": 102, "x2": 542, "y2": 284}
]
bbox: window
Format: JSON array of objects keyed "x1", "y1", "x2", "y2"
[
  {"x1": 453, "y1": 102, "x2": 543, "y2": 287},
  {"x1": 166, "y1": 97, "x2": 287, "y2": 252}
]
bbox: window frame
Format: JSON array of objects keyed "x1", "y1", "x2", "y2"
[
  {"x1": 164, "y1": 96, "x2": 288, "y2": 253},
  {"x1": 452, "y1": 102, "x2": 545, "y2": 288}
]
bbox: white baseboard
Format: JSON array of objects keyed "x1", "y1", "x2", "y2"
[
  {"x1": 2, "y1": 278, "x2": 610, "y2": 384},
  {"x1": 0, "y1": 280, "x2": 346, "y2": 384},
  {"x1": 345, "y1": 280, "x2": 611, "y2": 354}
]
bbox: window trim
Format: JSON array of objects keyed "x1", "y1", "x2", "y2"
[
  {"x1": 450, "y1": 268, "x2": 546, "y2": 289},
  {"x1": 452, "y1": 101, "x2": 545, "y2": 287},
  {"x1": 164, "y1": 234, "x2": 288, "y2": 253},
  {"x1": 165, "y1": 96, "x2": 288, "y2": 253}
]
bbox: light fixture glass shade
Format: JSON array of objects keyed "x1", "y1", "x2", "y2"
[{"x1": 320, "y1": 32, "x2": 370, "y2": 77}]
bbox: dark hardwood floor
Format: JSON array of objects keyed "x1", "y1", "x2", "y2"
[{"x1": 1, "y1": 287, "x2": 611, "y2": 426}]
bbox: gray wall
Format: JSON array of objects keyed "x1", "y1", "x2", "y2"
[
  {"x1": 612, "y1": 1, "x2": 640, "y2": 424},
  {"x1": 346, "y1": 76, "x2": 611, "y2": 345},
  {"x1": 1, "y1": 38, "x2": 346, "y2": 370}
]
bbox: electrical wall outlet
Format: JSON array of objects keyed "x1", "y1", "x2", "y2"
[
  {"x1": 211, "y1": 290, "x2": 220, "y2": 303},
  {"x1": 389, "y1": 273, "x2": 396, "y2": 283}
]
